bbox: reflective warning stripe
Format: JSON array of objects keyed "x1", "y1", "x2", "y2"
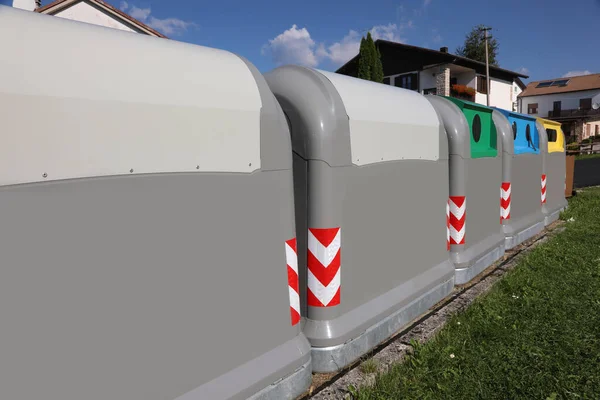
[
  {"x1": 541, "y1": 174, "x2": 547, "y2": 204},
  {"x1": 446, "y1": 200, "x2": 450, "y2": 251},
  {"x1": 500, "y1": 182, "x2": 511, "y2": 222},
  {"x1": 449, "y1": 196, "x2": 466, "y2": 245},
  {"x1": 285, "y1": 238, "x2": 300, "y2": 326},
  {"x1": 307, "y1": 227, "x2": 341, "y2": 307}
]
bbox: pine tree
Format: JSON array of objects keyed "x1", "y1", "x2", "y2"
[
  {"x1": 357, "y1": 32, "x2": 384, "y2": 83},
  {"x1": 456, "y1": 25, "x2": 499, "y2": 66},
  {"x1": 357, "y1": 36, "x2": 371, "y2": 81},
  {"x1": 371, "y1": 42, "x2": 384, "y2": 83}
]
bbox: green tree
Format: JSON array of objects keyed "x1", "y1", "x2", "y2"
[
  {"x1": 357, "y1": 36, "x2": 371, "y2": 80},
  {"x1": 456, "y1": 25, "x2": 499, "y2": 66},
  {"x1": 357, "y1": 32, "x2": 384, "y2": 83}
]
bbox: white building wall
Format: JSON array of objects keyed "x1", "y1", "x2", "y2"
[
  {"x1": 54, "y1": 2, "x2": 140, "y2": 33},
  {"x1": 519, "y1": 89, "x2": 600, "y2": 117},
  {"x1": 488, "y1": 78, "x2": 513, "y2": 110},
  {"x1": 419, "y1": 68, "x2": 437, "y2": 93}
]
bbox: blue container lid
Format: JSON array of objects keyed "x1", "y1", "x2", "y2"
[{"x1": 494, "y1": 108, "x2": 539, "y2": 155}]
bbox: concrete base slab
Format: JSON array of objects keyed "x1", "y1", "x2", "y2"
[
  {"x1": 505, "y1": 221, "x2": 545, "y2": 250},
  {"x1": 455, "y1": 243, "x2": 505, "y2": 285},
  {"x1": 249, "y1": 359, "x2": 312, "y2": 400},
  {"x1": 310, "y1": 276, "x2": 455, "y2": 373},
  {"x1": 544, "y1": 208, "x2": 563, "y2": 226}
]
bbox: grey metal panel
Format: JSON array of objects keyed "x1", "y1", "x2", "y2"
[
  {"x1": 265, "y1": 67, "x2": 454, "y2": 372},
  {"x1": 427, "y1": 97, "x2": 505, "y2": 281},
  {"x1": 237, "y1": 56, "x2": 292, "y2": 172},
  {"x1": 546, "y1": 152, "x2": 568, "y2": 216},
  {"x1": 0, "y1": 172, "x2": 311, "y2": 400},
  {"x1": 493, "y1": 111, "x2": 544, "y2": 249}
]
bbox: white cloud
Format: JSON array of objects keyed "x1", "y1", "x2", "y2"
[
  {"x1": 119, "y1": 2, "x2": 195, "y2": 36},
  {"x1": 518, "y1": 67, "x2": 529, "y2": 75},
  {"x1": 264, "y1": 22, "x2": 413, "y2": 68},
  {"x1": 325, "y1": 30, "x2": 361, "y2": 64},
  {"x1": 563, "y1": 70, "x2": 592, "y2": 78},
  {"x1": 262, "y1": 25, "x2": 319, "y2": 67},
  {"x1": 423, "y1": 0, "x2": 432, "y2": 6}
]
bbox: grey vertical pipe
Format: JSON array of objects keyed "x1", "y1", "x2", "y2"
[
  {"x1": 427, "y1": 96, "x2": 505, "y2": 284},
  {"x1": 493, "y1": 111, "x2": 545, "y2": 249}
]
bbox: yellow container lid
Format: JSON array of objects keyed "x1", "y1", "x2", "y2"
[{"x1": 537, "y1": 117, "x2": 565, "y2": 153}]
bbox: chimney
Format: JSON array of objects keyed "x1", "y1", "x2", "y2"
[
  {"x1": 12, "y1": 0, "x2": 41, "y2": 11},
  {"x1": 440, "y1": 47, "x2": 448, "y2": 53}
]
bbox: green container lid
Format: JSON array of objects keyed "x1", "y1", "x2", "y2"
[{"x1": 444, "y1": 97, "x2": 498, "y2": 159}]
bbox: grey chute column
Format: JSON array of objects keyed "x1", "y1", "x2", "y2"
[
  {"x1": 265, "y1": 65, "x2": 455, "y2": 373},
  {"x1": 0, "y1": 6, "x2": 310, "y2": 400},
  {"x1": 493, "y1": 110, "x2": 545, "y2": 249},
  {"x1": 427, "y1": 96, "x2": 505, "y2": 285}
]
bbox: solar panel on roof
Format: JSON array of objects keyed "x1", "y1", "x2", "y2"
[
  {"x1": 552, "y1": 79, "x2": 569, "y2": 86},
  {"x1": 536, "y1": 81, "x2": 553, "y2": 88}
]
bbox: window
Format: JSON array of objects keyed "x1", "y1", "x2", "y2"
[
  {"x1": 547, "y1": 129, "x2": 558, "y2": 143},
  {"x1": 552, "y1": 79, "x2": 569, "y2": 87},
  {"x1": 512, "y1": 122, "x2": 517, "y2": 140},
  {"x1": 394, "y1": 73, "x2": 418, "y2": 91},
  {"x1": 450, "y1": 77, "x2": 458, "y2": 86},
  {"x1": 596, "y1": 125, "x2": 599, "y2": 136},
  {"x1": 527, "y1": 103, "x2": 538, "y2": 114},
  {"x1": 423, "y1": 88, "x2": 437, "y2": 95},
  {"x1": 580, "y1": 98, "x2": 592, "y2": 110},
  {"x1": 383, "y1": 77, "x2": 391, "y2": 85},
  {"x1": 535, "y1": 80, "x2": 570, "y2": 88},
  {"x1": 477, "y1": 76, "x2": 488, "y2": 94}
]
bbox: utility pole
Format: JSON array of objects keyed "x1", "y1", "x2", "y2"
[{"x1": 482, "y1": 26, "x2": 492, "y2": 106}]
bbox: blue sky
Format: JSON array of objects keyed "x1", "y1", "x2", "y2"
[{"x1": 5, "y1": 0, "x2": 600, "y2": 80}]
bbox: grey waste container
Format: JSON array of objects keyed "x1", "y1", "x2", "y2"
[
  {"x1": 492, "y1": 109, "x2": 545, "y2": 249},
  {"x1": 427, "y1": 97, "x2": 505, "y2": 284},
  {"x1": 265, "y1": 66, "x2": 455, "y2": 373},
  {"x1": 0, "y1": 7, "x2": 310, "y2": 400},
  {"x1": 537, "y1": 117, "x2": 568, "y2": 225}
]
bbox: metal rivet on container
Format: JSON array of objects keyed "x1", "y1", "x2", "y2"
[
  {"x1": 130, "y1": 169, "x2": 134, "y2": 173},
  {"x1": 249, "y1": 163, "x2": 252, "y2": 167},
  {"x1": 42, "y1": 173, "x2": 47, "y2": 178},
  {"x1": 196, "y1": 165, "x2": 200, "y2": 170}
]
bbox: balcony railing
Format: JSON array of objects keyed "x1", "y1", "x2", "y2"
[{"x1": 548, "y1": 108, "x2": 600, "y2": 119}]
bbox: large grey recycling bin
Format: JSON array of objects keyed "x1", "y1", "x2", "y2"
[
  {"x1": 0, "y1": 7, "x2": 310, "y2": 400},
  {"x1": 492, "y1": 110, "x2": 545, "y2": 249},
  {"x1": 427, "y1": 97, "x2": 505, "y2": 285},
  {"x1": 538, "y1": 118, "x2": 568, "y2": 225},
  {"x1": 265, "y1": 65, "x2": 455, "y2": 373}
]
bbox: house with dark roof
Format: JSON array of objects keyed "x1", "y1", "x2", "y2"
[
  {"x1": 518, "y1": 73, "x2": 600, "y2": 141},
  {"x1": 11, "y1": 0, "x2": 166, "y2": 38},
  {"x1": 336, "y1": 40, "x2": 528, "y2": 112}
]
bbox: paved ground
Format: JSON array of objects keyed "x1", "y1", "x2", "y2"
[{"x1": 574, "y1": 157, "x2": 600, "y2": 188}]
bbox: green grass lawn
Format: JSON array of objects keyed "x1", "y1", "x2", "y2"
[{"x1": 354, "y1": 188, "x2": 600, "y2": 399}]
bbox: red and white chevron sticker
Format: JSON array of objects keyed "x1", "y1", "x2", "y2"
[
  {"x1": 500, "y1": 182, "x2": 511, "y2": 222},
  {"x1": 541, "y1": 174, "x2": 547, "y2": 204},
  {"x1": 307, "y1": 227, "x2": 341, "y2": 307},
  {"x1": 446, "y1": 200, "x2": 450, "y2": 250},
  {"x1": 449, "y1": 196, "x2": 466, "y2": 245},
  {"x1": 285, "y1": 238, "x2": 300, "y2": 326}
]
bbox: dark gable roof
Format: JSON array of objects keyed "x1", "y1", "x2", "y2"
[
  {"x1": 336, "y1": 40, "x2": 528, "y2": 82},
  {"x1": 36, "y1": 0, "x2": 167, "y2": 38}
]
